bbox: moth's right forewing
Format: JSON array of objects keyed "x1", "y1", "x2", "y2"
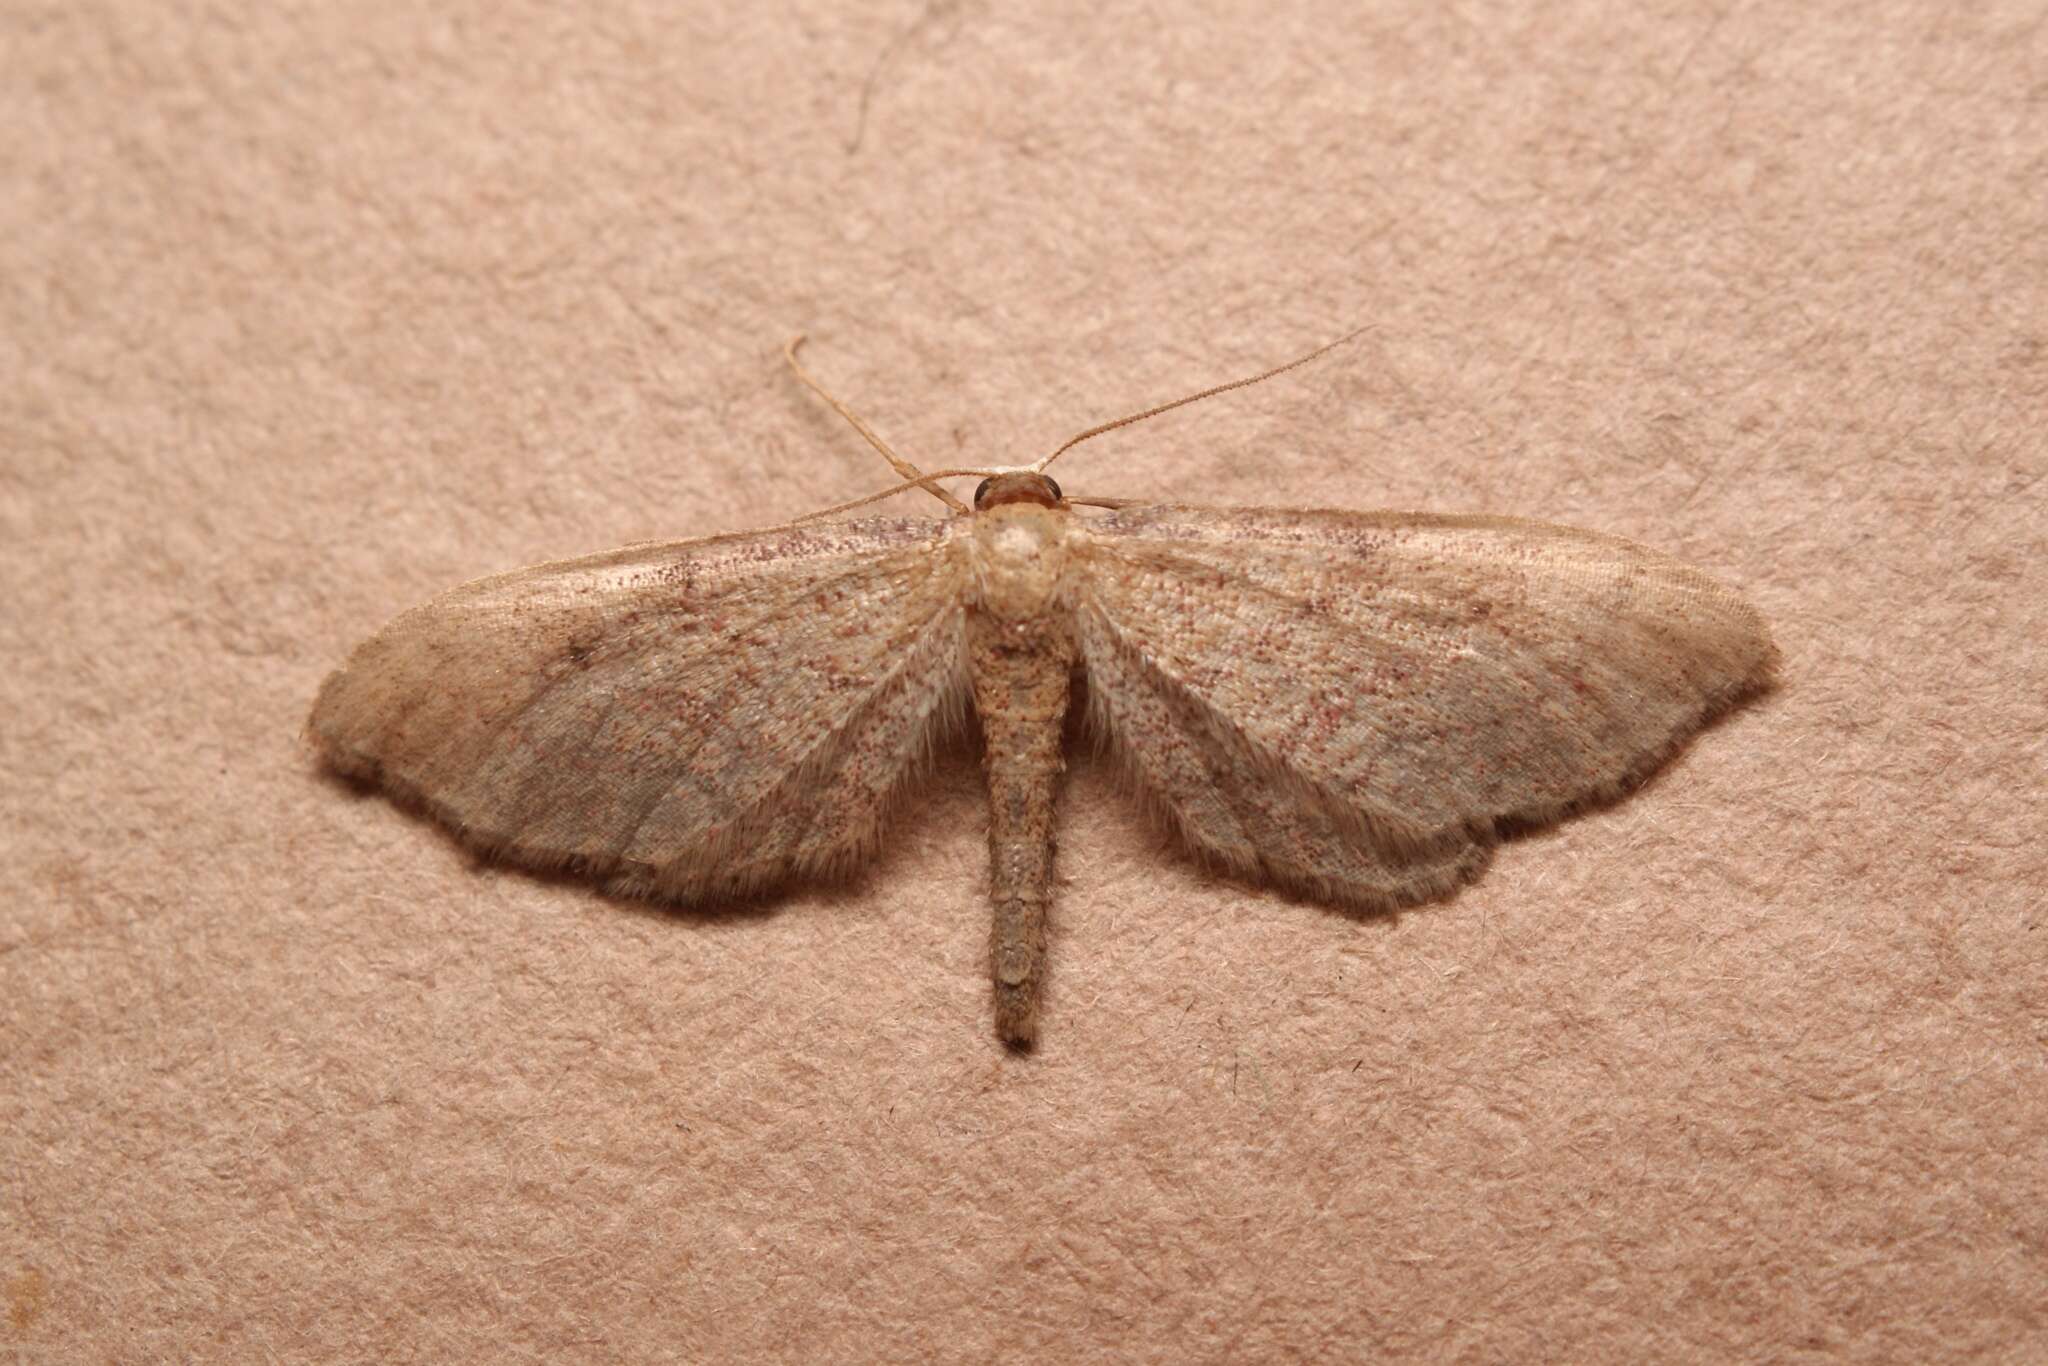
[
  {"x1": 1069, "y1": 505, "x2": 1775, "y2": 908},
  {"x1": 310, "y1": 517, "x2": 973, "y2": 899}
]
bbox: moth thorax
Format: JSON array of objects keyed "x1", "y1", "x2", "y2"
[{"x1": 972, "y1": 503, "x2": 1072, "y2": 621}]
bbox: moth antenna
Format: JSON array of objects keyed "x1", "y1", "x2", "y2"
[
  {"x1": 785, "y1": 335, "x2": 970, "y2": 513},
  {"x1": 1033, "y1": 325, "x2": 1374, "y2": 473},
  {"x1": 1063, "y1": 495, "x2": 1143, "y2": 509},
  {"x1": 790, "y1": 466, "x2": 1002, "y2": 524}
]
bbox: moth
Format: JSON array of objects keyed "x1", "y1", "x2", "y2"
[{"x1": 309, "y1": 337, "x2": 1777, "y2": 1045}]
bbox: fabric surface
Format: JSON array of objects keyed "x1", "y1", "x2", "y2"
[{"x1": 4, "y1": 2, "x2": 2043, "y2": 1360}]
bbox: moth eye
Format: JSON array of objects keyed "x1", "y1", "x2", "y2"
[{"x1": 972, "y1": 475, "x2": 1062, "y2": 507}]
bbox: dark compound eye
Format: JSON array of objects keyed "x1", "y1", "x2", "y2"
[{"x1": 971, "y1": 475, "x2": 1064, "y2": 508}]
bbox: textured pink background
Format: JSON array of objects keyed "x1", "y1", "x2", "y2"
[{"x1": 4, "y1": 2, "x2": 2044, "y2": 1359}]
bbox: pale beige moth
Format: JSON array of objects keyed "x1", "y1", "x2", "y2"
[{"x1": 309, "y1": 340, "x2": 1777, "y2": 1045}]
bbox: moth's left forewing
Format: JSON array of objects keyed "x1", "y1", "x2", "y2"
[{"x1": 1066, "y1": 504, "x2": 1775, "y2": 909}]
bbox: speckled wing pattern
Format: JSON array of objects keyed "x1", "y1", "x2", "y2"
[
  {"x1": 1071, "y1": 505, "x2": 1777, "y2": 908},
  {"x1": 309, "y1": 517, "x2": 971, "y2": 900}
]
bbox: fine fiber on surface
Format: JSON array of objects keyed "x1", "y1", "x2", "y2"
[{"x1": 4, "y1": 2, "x2": 2043, "y2": 1360}]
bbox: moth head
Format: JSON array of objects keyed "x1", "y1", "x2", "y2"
[{"x1": 973, "y1": 471, "x2": 1064, "y2": 510}]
